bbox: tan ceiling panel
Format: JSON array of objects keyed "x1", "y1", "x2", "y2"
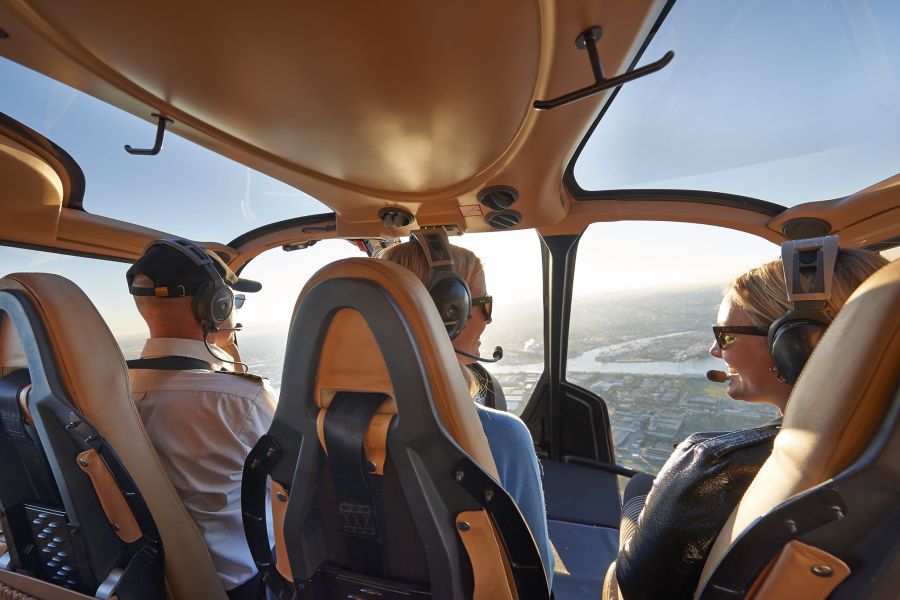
[
  {"x1": 13, "y1": 1, "x2": 897, "y2": 260},
  {"x1": 0, "y1": 0, "x2": 679, "y2": 248},
  {"x1": 14, "y1": 0, "x2": 541, "y2": 193}
]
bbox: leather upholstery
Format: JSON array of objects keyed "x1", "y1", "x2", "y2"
[
  {"x1": 299, "y1": 258, "x2": 500, "y2": 479},
  {"x1": 697, "y1": 258, "x2": 900, "y2": 595},
  {"x1": 283, "y1": 258, "x2": 511, "y2": 597},
  {"x1": 744, "y1": 540, "x2": 849, "y2": 600},
  {"x1": 0, "y1": 569, "x2": 93, "y2": 599},
  {"x1": 75, "y1": 449, "x2": 143, "y2": 544},
  {"x1": 0, "y1": 273, "x2": 225, "y2": 600},
  {"x1": 270, "y1": 481, "x2": 292, "y2": 583},
  {"x1": 455, "y1": 509, "x2": 515, "y2": 600},
  {"x1": 0, "y1": 313, "x2": 27, "y2": 376}
]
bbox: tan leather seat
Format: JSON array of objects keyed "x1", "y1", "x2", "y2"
[
  {"x1": 692, "y1": 257, "x2": 900, "y2": 598},
  {"x1": 0, "y1": 273, "x2": 225, "y2": 600},
  {"x1": 241, "y1": 258, "x2": 548, "y2": 599}
]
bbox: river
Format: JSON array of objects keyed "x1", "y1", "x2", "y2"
[{"x1": 490, "y1": 331, "x2": 724, "y2": 376}]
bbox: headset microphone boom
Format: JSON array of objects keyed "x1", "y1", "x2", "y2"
[{"x1": 454, "y1": 346, "x2": 504, "y2": 363}]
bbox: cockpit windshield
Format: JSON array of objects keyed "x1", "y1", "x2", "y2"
[
  {"x1": 0, "y1": 57, "x2": 328, "y2": 243},
  {"x1": 573, "y1": 0, "x2": 900, "y2": 206}
]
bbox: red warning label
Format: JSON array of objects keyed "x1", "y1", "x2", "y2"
[{"x1": 458, "y1": 204, "x2": 484, "y2": 217}]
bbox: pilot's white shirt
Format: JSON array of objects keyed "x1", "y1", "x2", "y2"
[{"x1": 130, "y1": 337, "x2": 277, "y2": 591}]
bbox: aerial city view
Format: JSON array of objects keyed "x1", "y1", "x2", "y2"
[
  {"x1": 488, "y1": 284, "x2": 782, "y2": 473},
  {"x1": 116, "y1": 284, "x2": 780, "y2": 475}
]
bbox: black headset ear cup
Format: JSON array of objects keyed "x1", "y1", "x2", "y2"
[
  {"x1": 210, "y1": 287, "x2": 234, "y2": 325},
  {"x1": 192, "y1": 281, "x2": 233, "y2": 327},
  {"x1": 429, "y1": 274, "x2": 471, "y2": 340},
  {"x1": 768, "y1": 311, "x2": 829, "y2": 385}
]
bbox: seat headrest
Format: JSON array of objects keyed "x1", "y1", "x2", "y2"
[
  {"x1": 298, "y1": 257, "x2": 499, "y2": 480},
  {"x1": 698, "y1": 258, "x2": 900, "y2": 592},
  {"x1": 0, "y1": 273, "x2": 130, "y2": 413}
]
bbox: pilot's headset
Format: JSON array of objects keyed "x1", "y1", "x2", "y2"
[
  {"x1": 127, "y1": 238, "x2": 234, "y2": 332},
  {"x1": 410, "y1": 228, "x2": 472, "y2": 339},
  {"x1": 768, "y1": 235, "x2": 839, "y2": 385}
]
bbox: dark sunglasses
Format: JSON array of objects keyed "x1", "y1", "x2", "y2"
[
  {"x1": 234, "y1": 293, "x2": 246, "y2": 309},
  {"x1": 712, "y1": 325, "x2": 767, "y2": 349},
  {"x1": 472, "y1": 295, "x2": 493, "y2": 321}
]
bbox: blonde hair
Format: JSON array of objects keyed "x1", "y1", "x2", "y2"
[
  {"x1": 725, "y1": 248, "x2": 888, "y2": 327},
  {"x1": 377, "y1": 240, "x2": 485, "y2": 396}
]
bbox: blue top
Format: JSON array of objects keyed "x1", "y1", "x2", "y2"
[{"x1": 475, "y1": 404, "x2": 554, "y2": 588}]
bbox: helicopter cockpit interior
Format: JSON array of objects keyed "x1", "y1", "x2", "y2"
[{"x1": 1, "y1": 1, "x2": 899, "y2": 599}]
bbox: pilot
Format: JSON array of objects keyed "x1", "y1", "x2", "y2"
[
  {"x1": 614, "y1": 247, "x2": 887, "y2": 600},
  {"x1": 378, "y1": 240, "x2": 556, "y2": 587},
  {"x1": 125, "y1": 239, "x2": 276, "y2": 600}
]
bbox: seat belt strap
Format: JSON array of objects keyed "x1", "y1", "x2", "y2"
[
  {"x1": 323, "y1": 391, "x2": 390, "y2": 576},
  {"x1": 126, "y1": 356, "x2": 215, "y2": 371}
]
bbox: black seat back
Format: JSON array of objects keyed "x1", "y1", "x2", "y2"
[{"x1": 242, "y1": 258, "x2": 549, "y2": 600}]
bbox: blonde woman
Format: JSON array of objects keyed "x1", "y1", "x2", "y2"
[{"x1": 615, "y1": 248, "x2": 888, "y2": 600}]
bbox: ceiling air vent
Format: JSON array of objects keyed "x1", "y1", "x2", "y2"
[
  {"x1": 477, "y1": 185, "x2": 519, "y2": 211},
  {"x1": 379, "y1": 207, "x2": 414, "y2": 228},
  {"x1": 484, "y1": 210, "x2": 522, "y2": 230},
  {"x1": 781, "y1": 217, "x2": 832, "y2": 240}
]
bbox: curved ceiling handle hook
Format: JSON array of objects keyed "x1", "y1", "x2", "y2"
[
  {"x1": 124, "y1": 113, "x2": 174, "y2": 156},
  {"x1": 533, "y1": 26, "x2": 674, "y2": 111}
]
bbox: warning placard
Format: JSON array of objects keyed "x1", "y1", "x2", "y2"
[{"x1": 458, "y1": 204, "x2": 484, "y2": 217}]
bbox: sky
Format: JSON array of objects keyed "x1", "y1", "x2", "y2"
[
  {"x1": 575, "y1": 0, "x2": 900, "y2": 203},
  {"x1": 1, "y1": 0, "x2": 898, "y2": 336}
]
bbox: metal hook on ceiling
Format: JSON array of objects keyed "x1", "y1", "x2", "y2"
[
  {"x1": 533, "y1": 26, "x2": 674, "y2": 111},
  {"x1": 124, "y1": 113, "x2": 173, "y2": 156}
]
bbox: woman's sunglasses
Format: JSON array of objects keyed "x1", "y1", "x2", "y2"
[
  {"x1": 472, "y1": 295, "x2": 492, "y2": 321},
  {"x1": 234, "y1": 293, "x2": 246, "y2": 309},
  {"x1": 712, "y1": 325, "x2": 767, "y2": 349}
]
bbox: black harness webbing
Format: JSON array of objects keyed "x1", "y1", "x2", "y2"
[
  {"x1": 126, "y1": 356, "x2": 216, "y2": 371},
  {"x1": 242, "y1": 434, "x2": 292, "y2": 600},
  {"x1": 323, "y1": 391, "x2": 390, "y2": 576},
  {"x1": 0, "y1": 370, "x2": 60, "y2": 502}
]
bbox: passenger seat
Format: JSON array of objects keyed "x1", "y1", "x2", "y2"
[
  {"x1": 241, "y1": 258, "x2": 550, "y2": 599},
  {"x1": 0, "y1": 273, "x2": 225, "y2": 600}
]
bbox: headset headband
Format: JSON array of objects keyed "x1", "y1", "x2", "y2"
[
  {"x1": 411, "y1": 228, "x2": 455, "y2": 273},
  {"x1": 780, "y1": 235, "x2": 838, "y2": 311},
  {"x1": 127, "y1": 238, "x2": 224, "y2": 297}
]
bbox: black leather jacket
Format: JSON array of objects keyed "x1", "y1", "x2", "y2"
[{"x1": 616, "y1": 420, "x2": 782, "y2": 600}]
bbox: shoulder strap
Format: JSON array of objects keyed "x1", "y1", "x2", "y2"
[
  {"x1": 126, "y1": 356, "x2": 215, "y2": 371},
  {"x1": 323, "y1": 391, "x2": 391, "y2": 574}
]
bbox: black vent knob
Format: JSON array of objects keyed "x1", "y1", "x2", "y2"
[
  {"x1": 379, "y1": 207, "x2": 414, "y2": 228},
  {"x1": 484, "y1": 210, "x2": 522, "y2": 230},
  {"x1": 477, "y1": 185, "x2": 519, "y2": 211}
]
